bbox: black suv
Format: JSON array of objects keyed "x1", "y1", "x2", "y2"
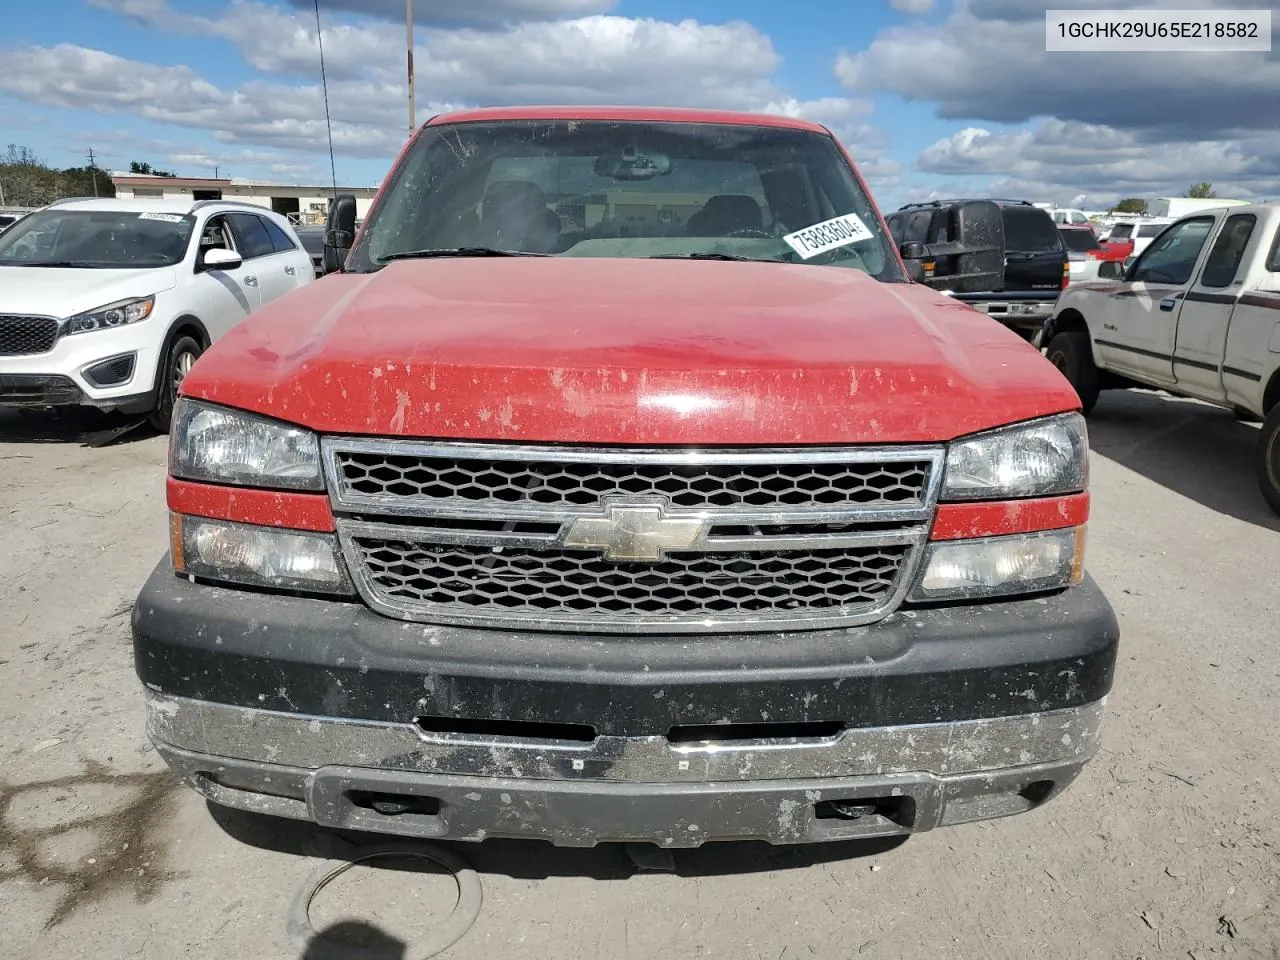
[{"x1": 887, "y1": 199, "x2": 1068, "y2": 342}]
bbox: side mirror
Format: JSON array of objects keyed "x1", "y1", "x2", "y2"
[
  {"x1": 322, "y1": 193, "x2": 357, "y2": 274},
  {"x1": 898, "y1": 241, "x2": 929, "y2": 283},
  {"x1": 201, "y1": 247, "x2": 243, "y2": 271},
  {"x1": 947, "y1": 200, "x2": 1006, "y2": 292},
  {"x1": 914, "y1": 201, "x2": 1005, "y2": 293}
]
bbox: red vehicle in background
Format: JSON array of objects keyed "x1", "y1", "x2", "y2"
[
  {"x1": 1060, "y1": 224, "x2": 1126, "y2": 283},
  {"x1": 1099, "y1": 236, "x2": 1134, "y2": 260}
]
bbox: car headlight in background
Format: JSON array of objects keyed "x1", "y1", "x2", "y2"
[
  {"x1": 170, "y1": 398, "x2": 323, "y2": 490},
  {"x1": 64, "y1": 296, "x2": 155, "y2": 335},
  {"x1": 943, "y1": 413, "x2": 1088, "y2": 500},
  {"x1": 171, "y1": 515, "x2": 353, "y2": 595},
  {"x1": 910, "y1": 528, "x2": 1085, "y2": 603}
]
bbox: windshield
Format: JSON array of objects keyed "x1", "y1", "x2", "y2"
[
  {"x1": 1059, "y1": 228, "x2": 1100, "y2": 253},
  {"x1": 1137, "y1": 223, "x2": 1169, "y2": 238},
  {"x1": 346, "y1": 119, "x2": 901, "y2": 280},
  {"x1": 0, "y1": 209, "x2": 195, "y2": 268},
  {"x1": 1001, "y1": 206, "x2": 1063, "y2": 252}
]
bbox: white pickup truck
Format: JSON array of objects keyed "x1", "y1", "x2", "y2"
[{"x1": 1043, "y1": 202, "x2": 1280, "y2": 513}]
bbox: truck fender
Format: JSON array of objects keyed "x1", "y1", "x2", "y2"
[
  {"x1": 1044, "y1": 308, "x2": 1096, "y2": 361},
  {"x1": 1263, "y1": 366, "x2": 1280, "y2": 417}
]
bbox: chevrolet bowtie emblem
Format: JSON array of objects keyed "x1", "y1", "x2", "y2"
[{"x1": 562, "y1": 503, "x2": 706, "y2": 561}]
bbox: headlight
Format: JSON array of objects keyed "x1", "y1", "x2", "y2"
[
  {"x1": 943, "y1": 413, "x2": 1087, "y2": 500},
  {"x1": 909, "y1": 528, "x2": 1084, "y2": 603},
  {"x1": 172, "y1": 515, "x2": 353, "y2": 595},
  {"x1": 170, "y1": 398, "x2": 322, "y2": 490},
  {"x1": 65, "y1": 296, "x2": 155, "y2": 335}
]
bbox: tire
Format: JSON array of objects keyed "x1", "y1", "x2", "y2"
[
  {"x1": 1256, "y1": 405, "x2": 1280, "y2": 516},
  {"x1": 149, "y1": 334, "x2": 202, "y2": 433},
  {"x1": 1045, "y1": 330, "x2": 1101, "y2": 415}
]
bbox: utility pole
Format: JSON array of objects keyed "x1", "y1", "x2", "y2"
[
  {"x1": 406, "y1": 0, "x2": 415, "y2": 138},
  {"x1": 86, "y1": 147, "x2": 100, "y2": 196}
]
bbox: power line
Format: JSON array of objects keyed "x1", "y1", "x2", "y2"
[
  {"x1": 314, "y1": 0, "x2": 339, "y2": 200},
  {"x1": 406, "y1": 0, "x2": 415, "y2": 138},
  {"x1": 86, "y1": 147, "x2": 100, "y2": 196}
]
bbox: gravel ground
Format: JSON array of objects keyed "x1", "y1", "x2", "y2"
[{"x1": 2, "y1": 387, "x2": 1278, "y2": 960}]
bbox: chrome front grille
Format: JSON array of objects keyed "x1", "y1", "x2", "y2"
[
  {"x1": 323, "y1": 439, "x2": 945, "y2": 634},
  {"x1": 0, "y1": 315, "x2": 60, "y2": 356}
]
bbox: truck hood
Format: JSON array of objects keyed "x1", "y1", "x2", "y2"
[
  {"x1": 184, "y1": 258, "x2": 1079, "y2": 445},
  {"x1": 0, "y1": 265, "x2": 179, "y2": 318}
]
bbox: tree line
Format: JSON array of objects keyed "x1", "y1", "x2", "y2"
[
  {"x1": 0, "y1": 145, "x2": 179, "y2": 208},
  {"x1": 0, "y1": 144, "x2": 116, "y2": 208},
  {"x1": 1109, "y1": 183, "x2": 1218, "y2": 214}
]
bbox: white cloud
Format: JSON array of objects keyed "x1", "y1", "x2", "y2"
[
  {"x1": 758, "y1": 96, "x2": 898, "y2": 184},
  {"x1": 0, "y1": 44, "x2": 448, "y2": 159},
  {"x1": 837, "y1": 1, "x2": 1280, "y2": 140},
  {"x1": 167, "y1": 148, "x2": 317, "y2": 178},
  {"x1": 889, "y1": 0, "x2": 934, "y2": 14},
  {"x1": 0, "y1": 5, "x2": 894, "y2": 174},
  {"x1": 94, "y1": 0, "x2": 617, "y2": 29},
  {"x1": 285, "y1": 0, "x2": 616, "y2": 27},
  {"x1": 913, "y1": 121, "x2": 1280, "y2": 207},
  {"x1": 6, "y1": 0, "x2": 901, "y2": 193},
  {"x1": 837, "y1": 0, "x2": 1280, "y2": 206},
  {"x1": 763, "y1": 97, "x2": 876, "y2": 144},
  {"x1": 410, "y1": 16, "x2": 782, "y2": 108},
  {"x1": 79, "y1": 2, "x2": 786, "y2": 108}
]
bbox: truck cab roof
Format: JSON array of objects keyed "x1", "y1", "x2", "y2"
[
  {"x1": 895, "y1": 198, "x2": 1038, "y2": 210},
  {"x1": 426, "y1": 104, "x2": 833, "y2": 134}
]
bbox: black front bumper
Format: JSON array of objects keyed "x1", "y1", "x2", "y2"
[
  {"x1": 0, "y1": 373, "x2": 155, "y2": 414},
  {"x1": 134, "y1": 563, "x2": 1118, "y2": 844},
  {"x1": 133, "y1": 560, "x2": 1118, "y2": 735},
  {"x1": 0, "y1": 374, "x2": 85, "y2": 408}
]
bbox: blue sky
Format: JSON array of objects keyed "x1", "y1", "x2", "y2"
[{"x1": 2, "y1": 0, "x2": 1278, "y2": 210}]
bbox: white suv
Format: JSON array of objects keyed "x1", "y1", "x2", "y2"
[
  {"x1": 1106, "y1": 216, "x2": 1174, "y2": 258},
  {"x1": 1050, "y1": 207, "x2": 1092, "y2": 228},
  {"x1": 0, "y1": 197, "x2": 315, "y2": 430}
]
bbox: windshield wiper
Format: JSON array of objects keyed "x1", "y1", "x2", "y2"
[
  {"x1": 380, "y1": 247, "x2": 550, "y2": 261},
  {"x1": 648, "y1": 253, "x2": 772, "y2": 262}
]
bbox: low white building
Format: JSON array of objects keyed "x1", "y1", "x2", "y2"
[
  {"x1": 1146, "y1": 197, "x2": 1248, "y2": 219},
  {"x1": 108, "y1": 173, "x2": 379, "y2": 224}
]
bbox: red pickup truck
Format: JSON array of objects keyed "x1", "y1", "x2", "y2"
[{"x1": 133, "y1": 106, "x2": 1118, "y2": 848}]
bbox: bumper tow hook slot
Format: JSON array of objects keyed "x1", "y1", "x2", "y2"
[
  {"x1": 825, "y1": 801, "x2": 879, "y2": 820},
  {"x1": 370, "y1": 799, "x2": 414, "y2": 816}
]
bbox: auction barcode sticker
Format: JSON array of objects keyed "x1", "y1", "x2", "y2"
[
  {"x1": 782, "y1": 213, "x2": 874, "y2": 260},
  {"x1": 138, "y1": 212, "x2": 185, "y2": 222},
  {"x1": 1046, "y1": 9, "x2": 1271, "y2": 52}
]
